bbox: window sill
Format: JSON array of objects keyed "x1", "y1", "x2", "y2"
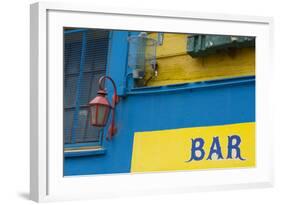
[{"x1": 64, "y1": 145, "x2": 106, "y2": 158}]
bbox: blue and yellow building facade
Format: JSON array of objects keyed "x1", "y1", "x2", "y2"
[{"x1": 64, "y1": 29, "x2": 255, "y2": 176}]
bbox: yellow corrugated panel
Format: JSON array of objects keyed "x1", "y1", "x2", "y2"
[
  {"x1": 145, "y1": 33, "x2": 255, "y2": 86},
  {"x1": 149, "y1": 33, "x2": 187, "y2": 58}
]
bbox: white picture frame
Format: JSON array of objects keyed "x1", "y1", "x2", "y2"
[{"x1": 30, "y1": 2, "x2": 274, "y2": 202}]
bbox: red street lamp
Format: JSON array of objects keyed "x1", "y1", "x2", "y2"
[{"x1": 89, "y1": 76, "x2": 119, "y2": 140}]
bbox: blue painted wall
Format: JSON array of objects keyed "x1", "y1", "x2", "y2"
[{"x1": 64, "y1": 31, "x2": 255, "y2": 176}]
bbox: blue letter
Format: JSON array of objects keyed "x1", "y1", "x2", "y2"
[
  {"x1": 207, "y1": 136, "x2": 223, "y2": 160},
  {"x1": 187, "y1": 138, "x2": 205, "y2": 162},
  {"x1": 227, "y1": 135, "x2": 245, "y2": 160}
]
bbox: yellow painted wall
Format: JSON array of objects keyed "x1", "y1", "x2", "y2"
[{"x1": 145, "y1": 33, "x2": 255, "y2": 86}]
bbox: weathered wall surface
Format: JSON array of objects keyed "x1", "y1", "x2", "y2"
[{"x1": 146, "y1": 33, "x2": 255, "y2": 86}]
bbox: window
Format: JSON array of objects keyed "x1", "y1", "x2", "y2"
[{"x1": 63, "y1": 28, "x2": 110, "y2": 147}]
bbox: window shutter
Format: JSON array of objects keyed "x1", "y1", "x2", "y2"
[{"x1": 64, "y1": 29, "x2": 109, "y2": 144}]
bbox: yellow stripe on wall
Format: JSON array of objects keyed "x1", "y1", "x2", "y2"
[
  {"x1": 131, "y1": 122, "x2": 255, "y2": 173},
  {"x1": 145, "y1": 33, "x2": 255, "y2": 86}
]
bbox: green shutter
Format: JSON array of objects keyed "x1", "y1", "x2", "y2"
[{"x1": 187, "y1": 35, "x2": 255, "y2": 58}]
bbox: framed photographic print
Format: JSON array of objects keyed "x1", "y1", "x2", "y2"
[{"x1": 30, "y1": 2, "x2": 274, "y2": 202}]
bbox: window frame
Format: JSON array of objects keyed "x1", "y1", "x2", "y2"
[{"x1": 30, "y1": 3, "x2": 273, "y2": 202}]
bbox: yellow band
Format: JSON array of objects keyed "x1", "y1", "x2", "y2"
[{"x1": 131, "y1": 122, "x2": 255, "y2": 172}]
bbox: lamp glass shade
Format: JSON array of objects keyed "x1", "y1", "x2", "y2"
[{"x1": 90, "y1": 103, "x2": 110, "y2": 127}]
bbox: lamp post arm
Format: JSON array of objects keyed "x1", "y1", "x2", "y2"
[
  {"x1": 98, "y1": 76, "x2": 118, "y2": 106},
  {"x1": 98, "y1": 76, "x2": 118, "y2": 140}
]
